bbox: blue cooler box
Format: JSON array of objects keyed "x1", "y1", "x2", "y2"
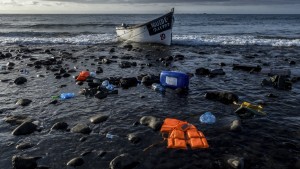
[{"x1": 160, "y1": 71, "x2": 189, "y2": 89}]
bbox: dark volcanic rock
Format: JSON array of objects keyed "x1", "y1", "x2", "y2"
[
  {"x1": 140, "y1": 74, "x2": 160, "y2": 86},
  {"x1": 71, "y1": 123, "x2": 91, "y2": 134},
  {"x1": 205, "y1": 91, "x2": 239, "y2": 104},
  {"x1": 16, "y1": 143, "x2": 34, "y2": 150},
  {"x1": 90, "y1": 115, "x2": 109, "y2": 124},
  {"x1": 12, "y1": 121, "x2": 37, "y2": 135},
  {"x1": 233, "y1": 64, "x2": 261, "y2": 72},
  {"x1": 119, "y1": 77, "x2": 138, "y2": 88},
  {"x1": 12, "y1": 155, "x2": 40, "y2": 169},
  {"x1": 119, "y1": 61, "x2": 132, "y2": 68},
  {"x1": 14, "y1": 77, "x2": 27, "y2": 85},
  {"x1": 262, "y1": 75, "x2": 292, "y2": 90},
  {"x1": 67, "y1": 157, "x2": 84, "y2": 167},
  {"x1": 94, "y1": 91, "x2": 108, "y2": 99},
  {"x1": 4, "y1": 115, "x2": 32, "y2": 125},
  {"x1": 226, "y1": 156, "x2": 244, "y2": 169},
  {"x1": 210, "y1": 69, "x2": 225, "y2": 76},
  {"x1": 51, "y1": 122, "x2": 68, "y2": 131},
  {"x1": 110, "y1": 153, "x2": 139, "y2": 169},
  {"x1": 16, "y1": 99, "x2": 32, "y2": 106},
  {"x1": 139, "y1": 116, "x2": 163, "y2": 131},
  {"x1": 195, "y1": 67, "x2": 210, "y2": 75},
  {"x1": 174, "y1": 54, "x2": 185, "y2": 60},
  {"x1": 7, "y1": 62, "x2": 15, "y2": 67},
  {"x1": 128, "y1": 133, "x2": 141, "y2": 144}
]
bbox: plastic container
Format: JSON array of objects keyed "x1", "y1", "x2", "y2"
[
  {"x1": 102, "y1": 80, "x2": 115, "y2": 91},
  {"x1": 0, "y1": 65, "x2": 7, "y2": 70},
  {"x1": 106, "y1": 132, "x2": 118, "y2": 139},
  {"x1": 60, "y1": 93, "x2": 75, "y2": 100},
  {"x1": 90, "y1": 72, "x2": 96, "y2": 77},
  {"x1": 151, "y1": 83, "x2": 166, "y2": 93},
  {"x1": 260, "y1": 68, "x2": 291, "y2": 77},
  {"x1": 199, "y1": 112, "x2": 216, "y2": 124},
  {"x1": 160, "y1": 71, "x2": 189, "y2": 89},
  {"x1": 20, "y1": 69, "x2": 29, "y2": 75}
]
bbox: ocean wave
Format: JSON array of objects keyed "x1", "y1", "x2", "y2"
[
  {"x1": 1, "y1": 33, "x2": 299, "y2": 47},
  {"x1": 24, "y1": 23, "x2": 118, "y2": 29},
  {"x1": 0, "y1": 34, "x2": 117, "y2": 45},
  {"x1": 172, "y1": 35, "x2": 300, "y2": 47}
]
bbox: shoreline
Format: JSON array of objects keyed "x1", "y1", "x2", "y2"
[{"x1": 0, "y1": 43, "x2": 299, "y2": 169}]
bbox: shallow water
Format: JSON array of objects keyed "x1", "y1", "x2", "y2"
[{"x1": 0, "y1": 43, "x2": 299, "y2": 169}]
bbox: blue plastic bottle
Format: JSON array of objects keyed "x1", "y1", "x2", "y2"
[
  {"x1": 60, "y1": 93, "x2": 75, "y2": 100},
  {"x1": 199, "y1": 112, "x2": 216, "y2": 124}
]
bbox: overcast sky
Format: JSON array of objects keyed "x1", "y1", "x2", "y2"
[{"x1": 0, "y1": 0, "x2": 300, "y2": 14}]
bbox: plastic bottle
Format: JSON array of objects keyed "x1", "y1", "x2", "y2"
[
  {"x1": 106, "y1": 132, "x2": 117, "y2": 139},
  {"x1": 151, "y1": 83, "x2": 166, "y2": 93},
  {"x1": 90, "y1": 72, "x2": 96, "y2": 77},
  {"x1": 60, "y1": 93, "x2": 75, "y2": 100},
  {"x1": 0, "y1": 65, "x2": 7, "y2": 70},
  {"x1": 199, "y1": 112, "x2": 216, "y2": 124},
  {"x1": 106, "y1": 84, "x2": 115, "y2": 91},
  {"x1": 20, "y1": 69, "x2": 29, "y2": 75},
  {"x1": 102, "y1": 80, "x2": 109, "y2": 87},
  {"x1": 102, "y1": 80, "x2": 115, "y2": 91}
]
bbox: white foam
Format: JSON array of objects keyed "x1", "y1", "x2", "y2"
[
  {"x1": 172, "y1": 35, "x2": 300, "y2": 47},
  {"x1": 0, "y1": 33, "x2": 117, "y2": 45},
  {"x1": 1, "y1": 33, "x2": 300, "y2": 47}
]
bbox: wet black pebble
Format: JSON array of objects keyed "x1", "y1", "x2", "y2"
[
  {"x1": 97, "y1": 151, "x2": 107, "y2": 157},
  {"x1": 67, "y1": 157, "x2": 84, "y2": 167},
  {"x1": 128, "y1": 133, "x2": 141, "y2": 144},
  {"x1": 51, "y1": 122, "x2": 68, "y2": 131},
  {"x1": 12, "y1": 121, "x2": 37, "y2": 135},
  {"x1": 14, "y1": 77, "x2": 27, "y2": 85},
  {"x1": 110, "y1": 153, "x2": 139, "y2": 169},
  {"x1": 71, "y1": 123, "x2": 91, "y2": 134},
  {"x1": 79, "y1": 136, "x2": 87, "y2": 142},
  {"x1": 90, "y1": 115, "x2": 109, "y2": 124},
  {"x1": 12, "y1": 155, "x2": 41, "y2": 169},
  {"x1": 16, "y1": 99, "x2": 32, "y2": 106},
  {"x1": 16, "y1": 143, "x2": 34, "y2": 150},
  {"x1": 139, "y1": 116, "x2": 162, "y2": 131},
  {"x1": 49, "y1": 100, "x2": 58, "y2": 105}
]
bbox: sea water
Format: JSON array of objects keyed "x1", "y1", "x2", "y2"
[{"x1": 0, "y1": 14, "x2": 299, "y2": 46}]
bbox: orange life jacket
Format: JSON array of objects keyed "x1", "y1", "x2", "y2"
[
  {"x1": 160, "y1": 118, "x2": 209, "y2": 149},
  {"x1": 76, "y1": 71, "x2": 90, "y2": 81}
]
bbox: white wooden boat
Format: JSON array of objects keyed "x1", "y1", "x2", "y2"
[{"x1": 116, "y1": 8, "x2": 174, "y2": 45}]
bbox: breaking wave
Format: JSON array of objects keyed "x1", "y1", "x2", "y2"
[{"x1": 172, "y1": 35, "x2": 300, "y2": 47}]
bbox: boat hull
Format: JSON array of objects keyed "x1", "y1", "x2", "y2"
[{"x1": 116, "y1": 9, "x2": 174, "y2": 45}]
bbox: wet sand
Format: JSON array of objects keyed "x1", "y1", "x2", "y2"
[{"x1": 0, "y1": 43, "x2": 300, "y2": 169}]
